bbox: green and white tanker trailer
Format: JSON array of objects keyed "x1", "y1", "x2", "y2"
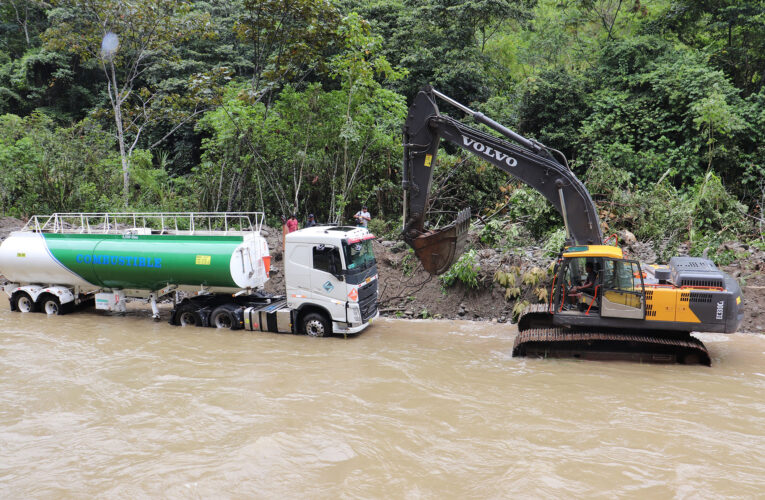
[{"x1": 0, "y1": 213, "x2": 378, "y2": 337}]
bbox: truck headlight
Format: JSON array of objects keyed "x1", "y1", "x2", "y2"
[{"x1": 350, "y1": 306, "x2": 361, "y2": 323}]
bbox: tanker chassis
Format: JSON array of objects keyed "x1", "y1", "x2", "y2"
[{"x1": 0, "y1": 212, "x2": 379, "y2": 337}]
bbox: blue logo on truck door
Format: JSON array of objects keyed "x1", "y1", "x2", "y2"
[{"x1": 323, "y1": 280, "x2": 334, "y2": 292}]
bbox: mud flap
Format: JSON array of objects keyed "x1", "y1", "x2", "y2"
[{"x1": 409, "y1": 208, "x2": 470, "y2": 275}]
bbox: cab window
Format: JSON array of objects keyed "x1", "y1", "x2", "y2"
[
  {"x1": 313, "y1": 245, "x2": 340, "y2": 274},
  {"x1": 602, "y1": 259, "x2": 639, "y2": 291}
]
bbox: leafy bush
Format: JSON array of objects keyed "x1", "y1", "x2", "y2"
[
  {"x1": 543, "y1": 228, "x2": 567, "y2": 257},
  {"x1": 439, "y1": 249, "x2": 480, "y2": 289},
  {"x1": 503, "y1": 185, "x2": 560, "y2": 237},
  {"x1": 367, "y1": 218, "x2": 397, "y2": 240},
  {"x1": 479, "y1": 219, "x2": 505, "y2": 246}
]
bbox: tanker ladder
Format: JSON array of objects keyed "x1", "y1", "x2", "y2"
[{"x1": 513, "y1": 327, "x2": 710, "y2": 366}]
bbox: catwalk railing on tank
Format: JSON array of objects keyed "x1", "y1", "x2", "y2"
[{"x1": 21, "y1": 212, "x2": 265, "y2": 236}]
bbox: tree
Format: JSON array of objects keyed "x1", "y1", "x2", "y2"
[
  {"x1": 0, "y1": 112, "x2": 120, "y2": 215},
  {"x1": 691, "y1": 84, "x2": 745, "y2": 171},
  {"x1": 43, "y1": 0, "x2": 212, "y2": 205},
  {"x1": 0, "y1": 0, "x2": 48, "y2": 56},
  {"x1": 234, "y1": 0, "x2": 341, "y2": 102},
  {"x1": 326, "y1": 12, "x2": 406, "y2": 221},
  {"x1": 354, "y1": 0, "x2": 533, "y2": 102},
  {"x1": 660, "y1": 0, "x2": 765, "y2": 96}
]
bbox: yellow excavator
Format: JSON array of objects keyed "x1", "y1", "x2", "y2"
[{"x1": 402, "y1": 86, "x2": 744, "y2": 365}]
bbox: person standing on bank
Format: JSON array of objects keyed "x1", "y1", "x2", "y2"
[
  {"x1": 287, "y1": 214, "x2": 299, "y2": 233},
  {"x1": 281, "y1": 215, "x2": 288, "y2": 250},
  {"x1": 354, "y1": 205, "x2": 371, "y2": 227},
  {"x1": 305, "y1": 214, "x2": 317, "y2": 228}
]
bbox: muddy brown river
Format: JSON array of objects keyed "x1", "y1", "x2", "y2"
[{"x1": 1, "y1": 303, "x2": 764, "y2": 498}]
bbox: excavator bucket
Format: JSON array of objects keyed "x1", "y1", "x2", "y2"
[{"x1": 410, "y1": 208, "x2": 471, "y2": 275}]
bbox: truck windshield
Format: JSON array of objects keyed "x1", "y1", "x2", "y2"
[{"x1": 343, "y1": 240, "x2": 375, "y2": 272}]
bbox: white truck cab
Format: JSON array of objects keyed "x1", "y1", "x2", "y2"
[{"x1": 284, "y1": 226, "x2": 379, "y2": 335}]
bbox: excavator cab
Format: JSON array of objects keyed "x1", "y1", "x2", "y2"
[{"x1": 552, "y1": 245, "x2": 646, "y2": 322}]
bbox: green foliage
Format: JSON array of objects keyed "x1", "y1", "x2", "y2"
[
  {"x1": 367, "y1": 218, "x2": 398, "y2": 240},
  {"x1": 542, "y1": 228, "x2": 567, "y2": 257},
  {"x1": 439, "y1": 249, "x2": 480, "y2": 289},
  {"x1": 0, "y1": 112, "x2": 121, "y2": 215},
  {"x1": 585, "y1": 158, "x2": 752, "y2": 262},
  {"x1": 577, "y1": 36, "x2": 754, "y2": 190},
  {"x1": 400, "y1": 249, "x2": 417, "y2": 277},
  {"x1": 503, "y1": 185, "x2": 560, "y2": 237},
  {"x1": 511, "y1": 299, "x2": 529, "y2": 321},
  {"x1": 479, "y1": 219, "x2": 504, "y2": 246},
  {"x1": 493, "y1": 270, "x2": 516, "y2": 287},
  {"x1": 235, "y1": 0, "x2": 342, "y2": 93},
  {"x1": 517, "y1": 70, "x2": 589, "y2": 160},
  {"x1": 658, "y1": 0, "x2": 765, "y2": 96},
  {"x1": 0, "y1": 0, "x2": 760, "y2": 258},
  {"x1": 194, "y1": 75, "x2": 405, "y2": 219}
]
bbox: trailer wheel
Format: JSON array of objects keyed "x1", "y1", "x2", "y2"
[
  {"x1": 177, "y1": 303, "x2": 203, "y2": 327},
  {"x1": 40, "y1": 295, "x2": 63, "y2": 315},
  {"x1": 11, "y1": 292, "x2": 37, "y2": 313},
  {"x1": 210, "y1": 304, "x2": 241, "y2": 330},
  {"x1": 302, "y1": 312, "x2": 330, "y2": 337}
]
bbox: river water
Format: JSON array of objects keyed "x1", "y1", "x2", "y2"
[{"x1": 1, "y1": 304, "x2": 764, "y2": 499}]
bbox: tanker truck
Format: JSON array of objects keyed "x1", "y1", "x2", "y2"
[{"x1": 0, "y1": 212, "x2": 379, "y2": 337}]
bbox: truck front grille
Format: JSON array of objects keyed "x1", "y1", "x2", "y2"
[
  {"x1": 358, "y1": 279, "x2": 378, "y2": 322},
  {"x1": 358, "y1": 278, "x2": 378, "y2": 303},
  {"x1": 360, "y1": 295, "x2": 377, "y2": 322}
]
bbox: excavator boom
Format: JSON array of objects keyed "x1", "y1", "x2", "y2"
[{"x1": 402, "y1": 86, "x2": 601, "y2": 274}]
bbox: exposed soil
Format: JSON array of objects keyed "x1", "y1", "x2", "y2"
[
  {"x1": 0, "y1": 216, "x2": 24, "y2": 241},
  {"x1": 2, "y1": 218, "x2": 763, "y2": 333}
]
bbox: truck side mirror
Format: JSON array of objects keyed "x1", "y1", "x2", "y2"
[{"x1": 329, "y1": 251, "x2": 344, "y2": 281}]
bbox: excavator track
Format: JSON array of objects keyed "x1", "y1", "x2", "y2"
[
  {"x1": 513, "y1": 327, "x2": 711, "y2": 366},
  {"x1": 517, "y1": 303, "x2": 554, "y2": 331}
]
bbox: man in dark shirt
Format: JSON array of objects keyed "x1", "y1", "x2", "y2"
[
  {"x1": 305, "y1": 214, "x2": 316, "y2": 228},
  {"x1": 573, "y1": 262, "x2": 597, "y2": 295}
]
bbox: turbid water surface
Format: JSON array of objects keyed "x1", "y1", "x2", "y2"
[{"x1": 1, "y1": 304, "x2": 764, "y2": 498}]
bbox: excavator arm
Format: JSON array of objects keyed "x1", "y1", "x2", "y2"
[{"x1": 402, "y1": 86, "x2": 602, "y2": 274}]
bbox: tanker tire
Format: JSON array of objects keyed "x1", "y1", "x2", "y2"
[
  {"x1": 177, "y1": 303, "x2": 204, "y2": 327},
  {"x1": 302, "y1": 312, "x2": 330, "y2": 337},
  {"x1": 211, "y1": 305, "x2": 241, "y2": 330},
  {"x1": 11, "y1": 292, "x2": 37, "y2": 313},
  {"x1": 41, "y1": 295, "x2": 63, "y2": 315}
]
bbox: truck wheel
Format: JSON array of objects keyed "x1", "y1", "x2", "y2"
[
  {"x1": 210, "y1": 305, "x2": 241, "y2": 330},
  {"x1": 11, "y1": 292, "x2": 37, "y2": 313},
  {"x1": 302, "y1": 312, "x2": 330, "y2": 337},
  {"x1": 40, "y1": 295, "x2": 63, "y2": 315},
  {"x1": 177, "y1": 303, "x2": 203, "y2": 327}
]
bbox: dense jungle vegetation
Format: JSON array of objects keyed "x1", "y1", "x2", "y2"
[{"x1": 0, "y1": 0, "x2": 763, "y2": 262}]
